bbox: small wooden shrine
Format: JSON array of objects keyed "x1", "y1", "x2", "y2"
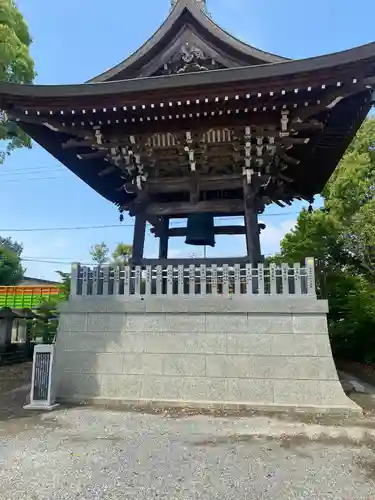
[{"x1": 1, "y1": 0, "x2": 375, "y2": 265}]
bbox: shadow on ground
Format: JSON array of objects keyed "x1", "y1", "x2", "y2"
[{"x1": 0, "y1": 362, "x2": 44, "y2": 421}]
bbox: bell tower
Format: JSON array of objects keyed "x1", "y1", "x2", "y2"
[{"x1": 170, "y1": 0, "x2": 208, "y2": 14}]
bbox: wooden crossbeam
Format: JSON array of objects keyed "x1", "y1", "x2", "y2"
[
  {"x1": 151, "y1": 225, "x2": 246, "y2": 238},
  {"x1": 78, "y1": 151, "x2": 106, "y2": 160},
  {"x1": 145, "y1": 199, "x2": 244, "y2": 216},
  {"x1": 147, "y1": 175, "x2": 243, "y2": 193}
]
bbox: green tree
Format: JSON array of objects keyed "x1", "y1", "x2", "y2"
[
  {"x1": 112, "y1": 243, "x2": 132, "y2": 265},
  {"x1": 28, "y1": 301, "x2": 58, "y2": 344},
  {"x1": 276, "y1": 117, "x2": 375, "y2": 362},
  {"x1": 90, "y1": 242, "x2": 109, "y2": 265},
  {"x1": 56, "y1": 270, "x2": 70, "y2": 299},
  {"x1": 323, "y1": 118, "x2": 375, "y2": 278},
  {"x1": 0, "y1": 245, "x2": 23, "y2": 284},
  {"x1": 0, "y1": 236, "x2": 22, "y2": 256},
  {"x1": 0, "y1": 0, "x2": 36, "y2": 162}
]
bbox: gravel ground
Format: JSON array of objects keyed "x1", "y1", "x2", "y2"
[
  {"x1": 1, "y1": 406, "x2": 375, "y2": 500},
  {"x1": 1, "y1": 363, "x2": 375, "y2": 499}
]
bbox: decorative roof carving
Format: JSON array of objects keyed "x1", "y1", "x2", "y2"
[{"x1": 156, "y1": 42, "x2": 223, "y2": 75}]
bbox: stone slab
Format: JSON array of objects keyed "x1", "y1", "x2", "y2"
[
  {"x1": 60, "y1": 296, "x2": 328, "y2": 314},
  {"x1": 54, "y1": 294, "x2": 357, "y2": 416}
]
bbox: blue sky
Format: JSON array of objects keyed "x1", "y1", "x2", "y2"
[{"x1": 1, "y1": 0, "x2": 374, "y2": 280}]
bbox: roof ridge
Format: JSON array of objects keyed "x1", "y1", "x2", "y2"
[{"x1": 87, "y1": 0, "x2": 286, "y2": 83}]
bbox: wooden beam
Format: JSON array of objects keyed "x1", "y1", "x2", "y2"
[
  {"x1": 166, "y1": 225, "x2": 246, "y2": 237},
  {"x1": 132, "y1": 214, "x2": 146, "y2": 264},
  {"x1": 138, "y1": 257, "x2": 251, "y2": 267},
  {"x1": 291, "y1": 85, "x2": 360, "y2": 122},
  {"x1": 189, "y1": 175, "x2": 200, "y2": 204},
  {"x1": 98, "y1": 165, "x2": 116, "y2": 177},
  {"x1": 62, "y1": 139, "x2": 95, "y2": 149},
  {"x1": 146, "y1": 215, "x2": 163, "y2": 233},
  {"x1": 292, "y1": 120, "x2": 324, "y2": 132},
  {"x1": 280, "y1": 152, "x2": 300, "y2": 165},
  {"x1": 158, "y1": 218, "x2": 169, "y2": 259},
  {"x1": 243, "y1": 180, "x2": 262, "y2": 264},
  {"x1": 147, "y1": 175, "x2": 243, "y2": 193},
  {"x1": 145, "y1": 199, "x2": 244, "y2": 217},
  {"x1": 281, "y1": 137, "x2": 310, "y2": 145},
  {"x1": 78, "y1": 151, "x2": 106, "y2": 160}
]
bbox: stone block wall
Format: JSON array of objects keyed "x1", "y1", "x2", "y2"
[{"x1": 54, "y1": 296, "x2": 359, "y2": 413}]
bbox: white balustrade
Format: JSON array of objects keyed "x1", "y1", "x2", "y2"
[{"x1": 70, "y1": 258, "x2": 316, "y2": 297}]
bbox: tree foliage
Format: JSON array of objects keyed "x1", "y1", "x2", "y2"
[
  {"x1": 0, "y1": 0, "x2": 36, "y2": 162},
  {"x1": 56, "y1": 270, "x2": 70, "y2": 299},
  {"x1": 0, "y1": 235, "x2": 22, "y2": 256},
  {"x1": 277, "y1": 117, "x2": 375, "y2": 362},
  {"x1": 89, "y1": 242, "x2": 133, "y2": 266},
  {"x1": 90, "y1": 242, "x2": 109, "y2": 265},
  {"x1": 112, "y1": 242, "x2": 132, "y2": 265},
  {"x1": 28, "y1": 301, "x2": 59, "y2": 344},
  {"x1": 0, "y1": 244, "x2": 23, "y2": 284},
  {"x1": 323, "y1": 118, "x2": 375, "y2": 277}
]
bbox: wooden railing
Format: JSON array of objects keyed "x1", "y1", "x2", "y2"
[{"x1": 70, "y1": 258, "x2": 316, "y2": 297}]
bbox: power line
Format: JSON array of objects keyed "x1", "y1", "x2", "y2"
[
  {"x1": 0, "y1": 176, "x2": 66, "y2": 183},
  {"x1": 22, "y1": 256, "x2": 78, "y2": 261},
  {"x1": 0, "y1": 166, "x2": 64, "y2": 174},
  {"x1": 21, "y1": 257, "x2": 93, "y2": 266},
  {"x1": 0, "y1": 169, "x2": 66, "y2": 182},
  {"x1": 20, "y1": 253, "x2": 276, "y2": 266},
  {"x1": 0, "y1": 212, "x2": 300, "y2": 233},
  {"x1": 1, "y1": 223, "x2": 134, "y2": 232}
]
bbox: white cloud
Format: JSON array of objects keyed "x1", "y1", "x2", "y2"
[{"x1": 260, "y1": 218, "x2": 297, "y2": 256}]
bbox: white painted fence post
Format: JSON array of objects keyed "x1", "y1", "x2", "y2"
[
  {"x1": 114, "y1": 266, "x2": 121, "y2": 295},
  {"x1": 294, "y1": 263, "x2": 301, "y2": 295},
  {"x1": 189, "y1": 265, "x2": 196, "y2": 295},
  {"x1": 70, "y1": 263, "x2": 80, "y2": 296},
  {"x1": 270, "y1": 263, "x2": 277, "y2": 295},
  {"x1": 134, "y1": 266, "x2": 142, "y2": 295},
  {"x1": 145, "y1": 266, "x2": 152, "y2": 295},
  {"x1": 24, "y1": 344, "x2": 59, "y2": 411},
  {"x1": 156, "y1": 265, "x2": 163, "y2": 295},
  {"x1": 81, "y1": 266, "x2": 89, "y2": 296},
  {"x1": 211, "y1": 265, "x2": 218, "y2": 295},
  {"x1": 281, "y1": 263, "x2": 289, "y2": 295},
  {"x1": 123, "y1": 266, "x2": 130, "y2": 296},
  {"x1": 167, "y1": 265, "x2": 174, "y2": 295},
  {"x1": 222, "y1": 264, "x2": 229, "y2": 295},
  {"x1": 305, "y1": 257, "x2": 316, "y2": 296},
  {"x1": 178, "y1": 265, "x2": 184, "y2": 295},
  {"x1": 257, "y1": 263, "x2": 265, "y2": 295},
  {"x1": 102, "y1": 265, "x2": 110, "y2": 296},
  {"x1": 92, "y1": 266, "x2": 100, "y2": 296}
]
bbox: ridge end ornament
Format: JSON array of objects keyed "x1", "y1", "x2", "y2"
[{"x1": 170, "y1": 0, "x2": 208, "y2": 14}]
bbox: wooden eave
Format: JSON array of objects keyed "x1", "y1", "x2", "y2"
[
  {"x1": 6, "y1": 88, "x2": 372, "y2": 210},
  {"x1": 0, "y1": 42, "x2": 374, "y2": 213},
  {"x1": 87, "y1": 0, "x2": 287, "y2": 83},
  {"x1": 1, "y1": 41, "x2": 375, "y2": 109}
]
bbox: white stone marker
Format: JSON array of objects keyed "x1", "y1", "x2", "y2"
[{"x1": 24, "y1": 344, "x2": 60, "y2": 411}]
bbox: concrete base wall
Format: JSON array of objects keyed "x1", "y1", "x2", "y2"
[{"x1": 55, "y1": 296, "x2": 360, "y2": 414}]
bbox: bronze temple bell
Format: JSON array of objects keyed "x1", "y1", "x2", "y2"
[{"x1": 185, "y1": 213, "x2": 216, "y2": 247}]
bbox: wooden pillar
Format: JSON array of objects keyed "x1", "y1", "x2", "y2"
[
  {"x1": 132, "y1": 214, "x2": 146, "y2": 264},
  {"x1": 159, "y1": 217, "x2": 169, "y2": 259},
  {"x1": 243, "y1": 181, "x2": 262, "y2": 264}
]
